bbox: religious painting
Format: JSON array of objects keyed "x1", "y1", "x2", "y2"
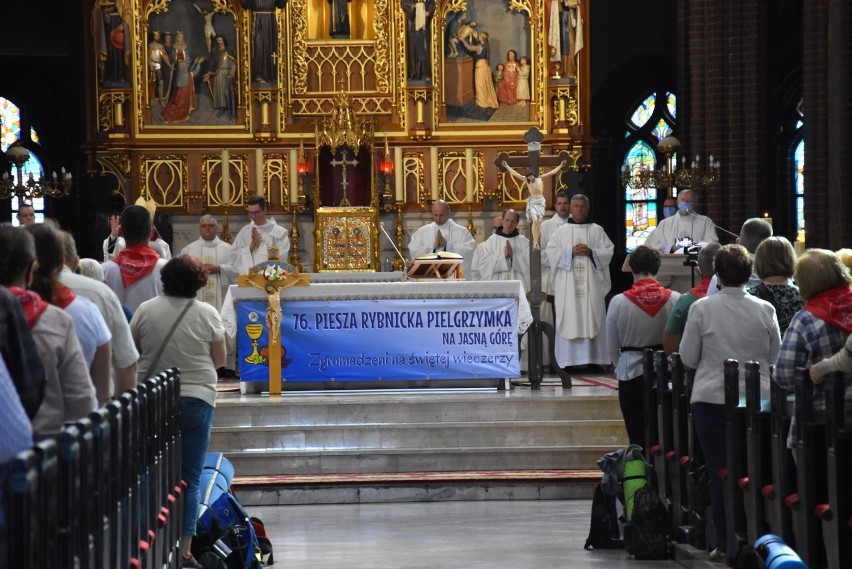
[
  {"x1": 441, "y1": 0, "x2": 532, "y2": 123},
  {"x1": 144, "y1": 0, "x2": 243, "y2": 126}
]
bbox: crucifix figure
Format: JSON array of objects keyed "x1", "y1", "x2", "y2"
[
  {"x1": 330, "y1": 148, "x2": 359, "y2": 206},
  {"x1": 494, "y1": 127, "x2": 572, "y2": 390}
]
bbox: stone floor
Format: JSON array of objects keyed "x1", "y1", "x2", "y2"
[{"x1": 250, "y1": 499, "x2": 717, "y2": 569}]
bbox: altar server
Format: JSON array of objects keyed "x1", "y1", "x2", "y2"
[
  {"x1": 545, "y1": 194, "x2": 613, "y2": 371},
  {"x1": 408, "y1": 199, "x2": 476, "y2": 278},
  {"x1": 230, "y1": 196, "x2": 290, "y2": 276},
  {"x1": 181, "y1": 215, "x2": 237, "y2": 310}
]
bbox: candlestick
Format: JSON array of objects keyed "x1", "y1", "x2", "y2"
[
  {"x1": 255, "y1": 148, "x2": 264, "y2": 196},
  {"x1": 394, "y1": 147, "x2": 403, "y2": 202},
  {"x1": 289, "y1": 148, "x2": 299, "y2": 204},
  {"x1": 465, "y1": 148, "x2": 474, "y2": 203},
  {"x1": 221, "y1": 149, "x2": 230, "y2": 205},
  {"x1": 430, "y1": 147, "x2": 439, "y2": 201}
]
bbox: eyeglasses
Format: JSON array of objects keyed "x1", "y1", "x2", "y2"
[
  {"x1": 247, "y1": 209, "x2": 265, "y2": 216},
  {"x1": 200, "y1": 223, "x2": 217, "y2": 228}
]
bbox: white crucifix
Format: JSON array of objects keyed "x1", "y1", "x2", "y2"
[{"x1": 330, "y1": 148, "x2": 359, "y2": 206}]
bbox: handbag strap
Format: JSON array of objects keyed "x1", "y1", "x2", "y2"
[{"x1": 143, "y1": 299, "x2": 194, "y2": 378}]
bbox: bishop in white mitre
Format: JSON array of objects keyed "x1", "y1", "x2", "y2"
[
  {"x1": 545, "y1": 194, "x2": 614, "y2": 369},
  {"x1": 180, "y1": 215, "x2": 238, "y2": 310}
]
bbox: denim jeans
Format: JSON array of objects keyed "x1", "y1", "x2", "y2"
[
  {"x1": 692, "y1": 401, "x2": 727, "y2": 550},
  {"x1": 180, "y1": 397, "x2": 215, "y2": 537}
]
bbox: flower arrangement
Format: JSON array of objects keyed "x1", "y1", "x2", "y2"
[{"x1": 262, "y1": 264, "x2": 288, "y2": 281}]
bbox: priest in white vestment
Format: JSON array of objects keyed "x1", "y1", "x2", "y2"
[
  {"x1": 180, "y1": 215, "x2": 238, "y2": 311},
  {"x1": 545, "y1": 194, "x2": 614, "y2": 369},
  {"x1": 408, "y1": 199, "x2": 476, "y2": 279},
  {"x1": 644, "y1": 189, "x2": 718, "y2": 254},
  {"x1": 537, "y1": 190, "x2": 572, "y2": 368},
  {"x1": 230, "y1": 196, "x2": 291, "y2": 275},
  {"x1": 471, "y1": 209, "x2": 531, "y2": 292}
]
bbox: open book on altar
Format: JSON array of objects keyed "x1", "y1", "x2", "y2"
[{"x1": 407, "y1": 252, "x2": 463, "y2": 280}]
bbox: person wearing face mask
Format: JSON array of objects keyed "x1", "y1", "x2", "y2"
[
  {"x1": 644, "y1": 189, "x2": 719, "y2": 254},
  {"x1": 661, "y1": 195, "x2": 678, "y2": 219}
]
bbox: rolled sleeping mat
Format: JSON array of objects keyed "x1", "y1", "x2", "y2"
[
  {"x1": 622, "y1": 458, "x2": 647, "y2": 520},
  {"x1": 754, "y1": 534, "x2": 808, "y2": 569}
]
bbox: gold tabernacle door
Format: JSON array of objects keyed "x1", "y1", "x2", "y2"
[{"x1": 407, "y1": 252, "x2": 463, "y2": 280}]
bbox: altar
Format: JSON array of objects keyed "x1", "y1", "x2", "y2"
[{"x1": 221, "y1": 276, "x2": 532, "y2": 391}]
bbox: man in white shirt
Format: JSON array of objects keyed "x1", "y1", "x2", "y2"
[
  {"x1": 103, "y1": 204, "x2": 169, "y2": 312},
  {"x1": 181, "y1": 215, "x2": 237, "y2": 310},
  {"x1": 471, "y1": 209, "x2": 531, "y2": 291},
  {"x1": 103, "y1": 197, "x2": 172, "y2": 261},
  {"x1": 644, "y1": 189, "x2": 719, "y2": 254},
  {"x1": 230, "y1": 196, "x2": 290, "y2": 275},
  {"x1": 408, "y1": 199, "x2": 476, "y2": 278},
  {"x1": 59, "y1": 230, "x2": 139, "y2": 401},
  {"x1": 545, "y1": 194, "x2": 614, "y2": 371}
]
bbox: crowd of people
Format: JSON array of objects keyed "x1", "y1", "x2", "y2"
[
  {"x1": 0, "y1": 196, "x2": 274, "y2": 567},
  {"x1": 3, "y1": 187, "x2": 851, "y2": 565}
]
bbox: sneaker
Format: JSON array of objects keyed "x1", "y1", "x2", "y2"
[
  {"x1": 182, "y1": 554, "x2": 204, "y2": 569},
  {"x1": 708, "y1": 548, "x2": 728, "y2": 564}
]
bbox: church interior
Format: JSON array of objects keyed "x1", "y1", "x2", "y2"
[
  {"x1": 3, "y1": 0, "x2": 848, "y2": 277},
  {"x1": 2, "y1": 1, "x2": 851, "y2": 568}
]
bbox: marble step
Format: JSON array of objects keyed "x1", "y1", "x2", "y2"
[
  {"x1": 232, "y1": 470, "x2": 601, "y2": 506},
  {"x1": 213, "y1": 395, "x2": 622, "y2": 427},
  {"x1": 218, "y1": 444, "x2": 616, "y2": 476},
  {"x1": 209, "y1": 419, "x2": 627, "y2": 452}
]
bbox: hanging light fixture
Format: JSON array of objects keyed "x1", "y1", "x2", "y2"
[
  {"x1": 620, "y1": 136, "x2": 720, "y2": 191},
  {"x1": 0, "y1": 143, "x2": 73, "y2": 200}
]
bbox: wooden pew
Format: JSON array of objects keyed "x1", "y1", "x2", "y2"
[
  {"x1": 740, "y1": 361, "x2": 772, "y2": 544},
  {"x1": 677, "y1": 353, "x2": 710, "y2": 551},
  {"x1": 669, "y1": 353, "x2": 691, "y2": 532},
  {"x1": 816, "y1": 373, "x2": 851, "y2": 569},
  {"x1": 653, "y1": 350, "x2": 682, "y2": 529},
  {"x1": 764, "y1": 376, "x2": 796, "y2": 544},
  {"x1": 89, "y1": 405, "x2": 116, "y2": 569},
  {"x1": 56, "y1": 423, "x2": 85, "y2": 569},
  {"x1": 722, "y1": 359, "x2": 748, "y2": 561},
  {"x1": 790, "y1": 370, "x2": 827, "y2": 567},
  {"x1": 643, "y1": 348, "x2": 659, "y2": 460}
]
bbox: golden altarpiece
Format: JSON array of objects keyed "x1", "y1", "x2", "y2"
[{"x1": 87, "y1": 0, "x2": 592, "y2": 271}]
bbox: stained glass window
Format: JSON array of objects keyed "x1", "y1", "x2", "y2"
[
  {"x1": 623, "y1": 92, "x2": 677, "y2": 251},
  {"x1": 793, "y1": 137, "x2": 804, "y2": 245},
  {"x1": 1, "y1": 96, "x2": 46, "y2": 224}
]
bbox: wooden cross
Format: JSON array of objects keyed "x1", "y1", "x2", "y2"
[
  {"x1": 330, "y1": 148, "x2": 359, "y2": 206},
  {"x1": 494, "y1": 127, "x2": 571, "y2": 179},
  {"x1": 493, "y1": 126, "x2": 572, "y2": 390}
]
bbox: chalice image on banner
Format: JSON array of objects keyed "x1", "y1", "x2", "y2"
[{"x1": 244, "y1": 323, "x2": 267, "y2": 364}]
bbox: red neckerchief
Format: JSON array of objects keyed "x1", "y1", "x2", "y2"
[
  {"x1": 623, "y1": 278, "x2": 672, "y2": 317},
  {"x1": 53, "y1": 283, "x2": 77, "y2": 309},
  {"x1": 804, "y1": 285, "x2": 852, "y2": 333},
  {"x1": 690, "y1": 275, "x2": 713, "y2": 299},
  {"x1": 8, "y1": 286, "x2": 49, "y2": 328},
  {"x1": 114, "y1": 243, "x2": 160, "y2": 287}
]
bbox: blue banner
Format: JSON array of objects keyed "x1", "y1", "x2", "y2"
[{"x1": 236, "y1": 297, "x2": 520, "y2": 382}]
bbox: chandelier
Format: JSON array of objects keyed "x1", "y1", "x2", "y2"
[
  {"x1": 0, "y1": 144, "x2": 73, "y2": 200},
  {"x1": 620, "y1": 136, "x2": 720, "y2": 191}
]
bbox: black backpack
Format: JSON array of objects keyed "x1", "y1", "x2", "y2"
[
  {"x1": 583, "y1": 482, "x2": 624, "y2": 550},
  {"x1": 623, "y1": 485, "x2": 671, "y2": 560}
]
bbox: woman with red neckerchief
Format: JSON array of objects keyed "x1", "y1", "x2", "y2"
[
  {"x1": 0, "y1": 225, "x2": 95, "y2": 440},
  {"x1": 605, "y1": 245, "x2": 680, "y2": 446}
]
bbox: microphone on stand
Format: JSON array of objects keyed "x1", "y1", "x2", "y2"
[
  {"x1": 715, "y1": 225, "x2": 740, "y2": 239},
  {"x1": 379, "y1": 222, "x2": 409, "y2": 279}
]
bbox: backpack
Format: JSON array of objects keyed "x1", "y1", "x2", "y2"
[
  {"x1": 193, "y1": 453, "x2": 263, "y2": 569},
  {"x1": 623, "y1": 485, "x2": 671, "y2": 560},
  {"x1": 583, "y1": 482, "x2": 624, "y2": 550}
]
